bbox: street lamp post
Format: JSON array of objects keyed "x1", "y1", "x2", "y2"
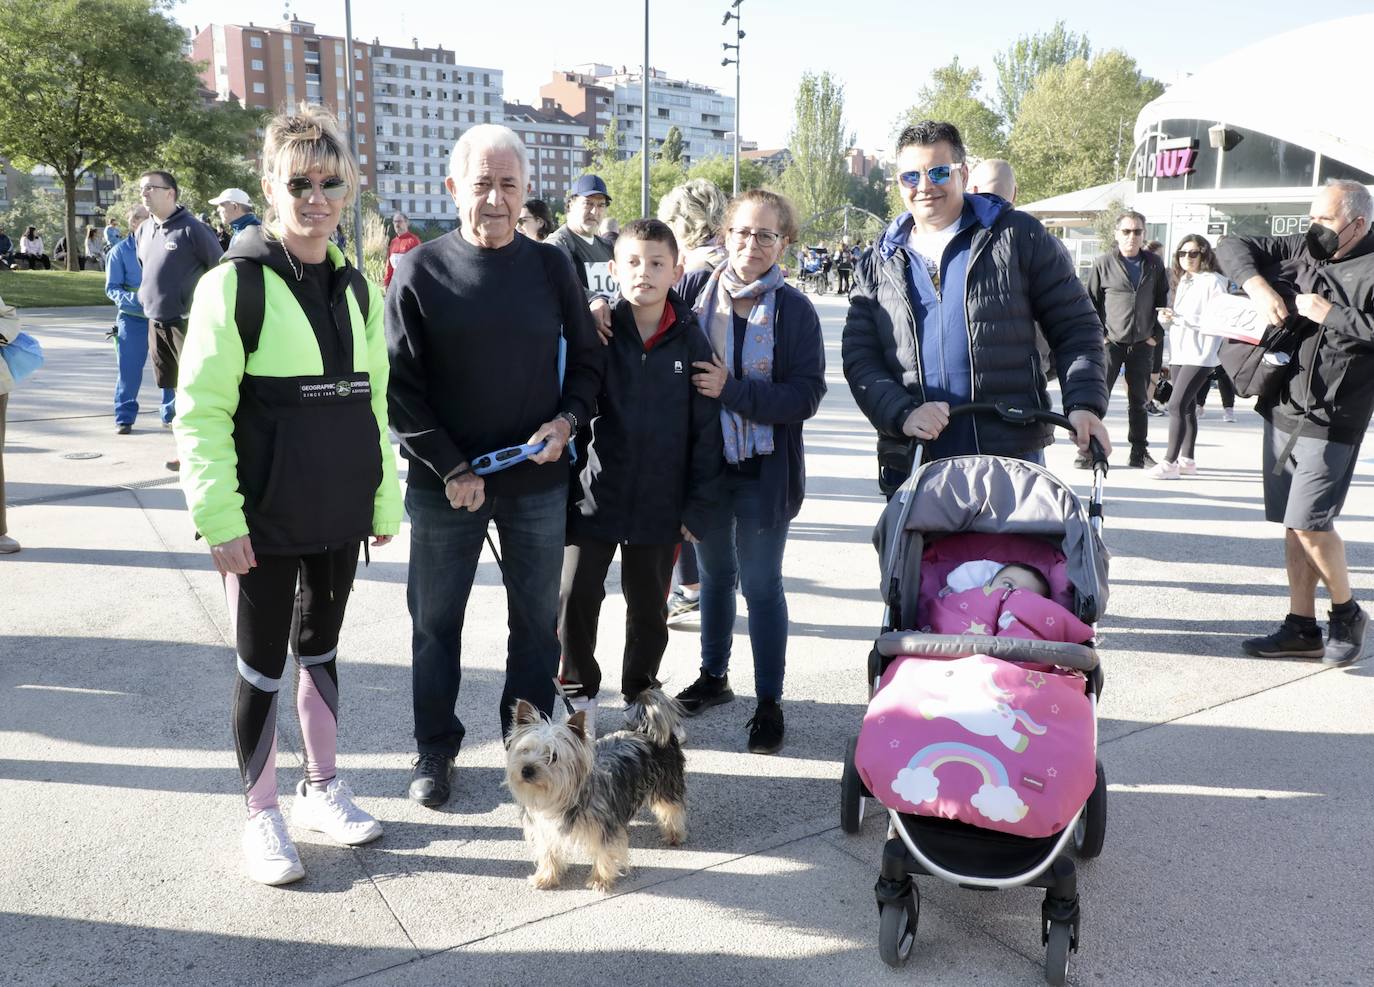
[
  {"x1": 642, "y1": 0, "x2": 650, "y2": 217},
  {"x1": 342, "y1": 0, "x2": 363, "y2": 271},
  {"x1": 721, "y1": 1, "x2": 743, "y2": 195}
]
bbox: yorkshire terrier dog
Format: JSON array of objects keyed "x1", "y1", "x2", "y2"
[{"x1": 505, "y1": 689, "x2": 687, "y2": 892}]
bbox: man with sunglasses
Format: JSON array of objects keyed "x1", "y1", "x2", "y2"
[
  {"x1": 135, "y1": 169, "x2": 223, "y2": 469},
  {"x1": 1085, "y1": 210, "x2": 1169, "y2": 469},
  {"x1": 843, "y1": 120, "x2": 1109, "y2": 494}
]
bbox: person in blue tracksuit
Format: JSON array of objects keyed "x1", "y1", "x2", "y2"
[{"x1": 105, "y1": 205, "x2": 173, "y2": 433}]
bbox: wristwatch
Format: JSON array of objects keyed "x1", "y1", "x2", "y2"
[{"x1": 557, "y1": 410, "x2": 579, "y2": 433}]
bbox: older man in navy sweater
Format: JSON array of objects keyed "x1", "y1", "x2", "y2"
[{"x1": 386, "y1": 125, "x2": 603, "y2": 808}]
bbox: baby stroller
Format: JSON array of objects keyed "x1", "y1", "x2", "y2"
[{"x1": 839, "y1": 404, "x2": 1110, "y2": 985}]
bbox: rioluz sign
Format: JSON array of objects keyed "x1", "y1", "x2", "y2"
[{"x1": 1135, "y1": 136, "x2": 1199, "y2": 179}]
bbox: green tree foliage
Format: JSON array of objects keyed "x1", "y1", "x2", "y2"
[
  {"x1": 993, "y1": 21, "x2": 1091, "y2": 128},
  {"x1": 846, "y1": 167, "x2": 890, "y2": 222},
  {"x1": 1009, "y1": 51, "x2": 1163, "y2": 204},
  {"x1": 152, "y1": 100, "x2": 264, "y2": 215},
  {"x1": 896, "y1": 59, "x2": 1006, "y2": 161},
  {"x1": 659, "y1": 125, "x2": 684, "y2": 165},
  {"x1": 779, "y1": 71, "x2": 852, "y2": 242},
  {"x1": 0, "y1": 0, "x2": 206, "y2": 269},
  {"x1": 685, "y1": 154, "x2": 769, "y2": 199},
  {"x1": 592, "y1": 155, "x2": 688, "y2": 225},
  {"x1": 0, "y1": 171, "x2": 70, "y2": 243},
  {"x1": 1090, "y1": 197, "x2": 1130, "y2": 250},
  {"x1": 585, "y1": 115, "x2": 623, "y2": 171}
]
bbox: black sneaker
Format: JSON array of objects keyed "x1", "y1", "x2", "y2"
[
  {"x1": 115, "y1": 423, "x2": 132, "y2": 435},
  {"x1": 674, "y1": 671, "x2": 734, "y2": 716},
  {"x1": 1324, "y1": 607, "x2": 1371, "y2": 666},
  {"x1": 1144, "y1": 400, "x2": 1166, "y2": 417},
  {"x1": 666, "y1": 590, "x2": 700, "y2": 627},
  {"x1": 408, "y1": 753, "x2": 454, "y2": 807},
  {"x1": 746, "y1": 700, "x2": 785, "y2": 754},
  {"x1": 1127, "y1": 451, "x2": 1157, "y2": 469},
  {"x1": 1241, "y1": 620, "x2": 1324, "y2": 659}
]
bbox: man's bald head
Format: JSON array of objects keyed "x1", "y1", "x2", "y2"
[{"x1": 968, "y1": 159, "x2": 1017, "y2": 204}]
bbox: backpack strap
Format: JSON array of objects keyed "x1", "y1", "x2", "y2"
[
  {"x1": 230, "y1": 258, "x2": 372, "y2": 361},
  {"x1": 231, "y1": 258, "x2": 266, "y2": 358}
]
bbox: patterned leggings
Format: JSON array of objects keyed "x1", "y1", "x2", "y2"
[{"x1": 225, "y1": 543, "x2": 360, "y2": 816}]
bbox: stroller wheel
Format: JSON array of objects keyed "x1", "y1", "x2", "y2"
[
  {"x1": 1072, "y1": 760, "x2": 1107, "y2": 859},
  {"x1": 1044, "y1": 921, "x2": 1072, "y2": 985},
  {"x1": 840, "y1": 735, "x2": 868, "y2": 834},
  {"x1": 878, "y1": 888, "x2": 919, "y2": 967}
]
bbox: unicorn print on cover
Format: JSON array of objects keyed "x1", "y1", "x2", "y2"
[{"x1": 854, "y1": 653, "x2": 1095, "y2": 838}]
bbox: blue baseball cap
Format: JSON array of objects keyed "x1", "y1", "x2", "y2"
[{"x1": 568, "y1": 174, "x2": 611, "y2": 202}]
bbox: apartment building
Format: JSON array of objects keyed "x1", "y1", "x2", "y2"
[
  {"x1": 503, "y1": 102, "x2": 588, "y2": 204},
  {"x1": 542, "y1": 64, "x2": 734, "y2": 166},
  {"x1": 191, "y1": 18, "x2": 376, "y2": 191},
  {"x1": 369, "y1": 43, "x2": 503, "y2": 223}
]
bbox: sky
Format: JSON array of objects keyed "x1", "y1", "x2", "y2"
[{"x1": 170, "y1": 0, "x2": 1372, "y2": 157}]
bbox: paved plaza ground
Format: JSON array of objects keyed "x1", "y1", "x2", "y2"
[{"x1": 2, "y1": 297, "x2": 1372, "y2": 985}]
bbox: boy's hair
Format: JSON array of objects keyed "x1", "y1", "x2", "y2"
[
  {"x1": 616, "y1": 217, "x2": 679, "y2": 260},
  {"x1": 994, "y1": 562, "x2": 1051, "y2": 598}
]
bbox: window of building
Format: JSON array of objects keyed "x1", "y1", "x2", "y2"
[
  {"x1": 1221, "y1": 124, "x2": 1316, "y2": 190},
  {"x1": 356, "y1": 70, "x2": 363, "y2": 82},
  {"x1": 283, "y1": 38, "x2": 292, "y2": 50},
  {"x1": 1318, "y1": 156, "x2": 1374, "y2": 185},
  {"x1": 358, "y1": 110, "x2": 366, "y2": 123},
  {"x1": 251, "y1": 59, "x2": 264, "y2": 71},
  {"x1": 359, "y1": 153, "x2": 368, "y2": 164},
  {"x1": 253, "y1": 82, "x2": 266, "y2": 94},
  {"x1": 250, "y1": 36, "x2": 263, "y2": 48}
]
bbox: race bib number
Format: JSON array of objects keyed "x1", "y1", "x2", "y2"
[{"x1": 585, "y1": 261, "x2": 618, "y2": 296}]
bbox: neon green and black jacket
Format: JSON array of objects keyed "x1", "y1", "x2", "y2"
[{"x1": 175, "y1": 226, "x2": 401, "y2": 554}]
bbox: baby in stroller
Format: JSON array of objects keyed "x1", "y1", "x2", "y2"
[{"x1": 926, "y1": 557, "x2": 1095, "y2": 643}]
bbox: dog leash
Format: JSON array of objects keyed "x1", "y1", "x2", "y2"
[{"x1": 550, "y1": 676, "x2": 578, "y2": 717}]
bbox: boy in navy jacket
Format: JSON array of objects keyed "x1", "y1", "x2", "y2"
[{"x1": 557, "y1": 219, "x2": 724, "y2": 727}]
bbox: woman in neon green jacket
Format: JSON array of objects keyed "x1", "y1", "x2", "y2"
[{"x1": 175, "y1": 105, "x2": 401, "y2": 887}]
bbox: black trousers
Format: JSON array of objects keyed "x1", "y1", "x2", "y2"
[
  {"x1": 150, "y1": 318, "x2": 187, "y2": 389},
  {"x1": 558, "y1": 538, "x2": 677, "y2": 701},
  {"x1": 1197, "y1": 366, "x2": 1236, "y2": 409},
  {"x1": 1105, "y1": 339, "x2": 1155, "y2": 455}
]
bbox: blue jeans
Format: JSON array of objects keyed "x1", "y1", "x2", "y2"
[
  {"x1": 696, "y1": 473, "x2": 791, "y2": 702},
  {"x1": 113, "y1": 315, "x2": 174, "y2": 425},
  {"x1": 406, "y1": 482, "x2": 566, "y2": 754}
]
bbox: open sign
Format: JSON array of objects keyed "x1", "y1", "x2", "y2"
[{"x1": 1270, "y1": 215, "x2": 1311, "y2": 237}]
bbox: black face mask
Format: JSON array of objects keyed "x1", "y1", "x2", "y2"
[{"x1": 1305, "y1": 220, "x2": 1353, "y2": 261}]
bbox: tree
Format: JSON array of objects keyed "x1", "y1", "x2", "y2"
[
  {"x1": 993, "y1": 20, "x2": 1091, "y2": 127},
  {"x1": 0, "y1": 170, "x2": 69, "y2": 245},
  {"x1": 896, "y1": 58, "x2": 1006, "y2": 161},
  {"x1": 779, "y1": 71, "x2": 852, "y2": 242},
  {"x1": 846, "y1": 166, "x2": 890, "y2": 222},
  {"x1": 0, "y1": 0, "x2": 206, "y2": 269},
  {"x1": 685, "y1": 154, "x2": 768, "y2": 199},
  {"x1": 1009, "y1": 51, "x2": 1164, "y2": 204},
  {"x1": 592, "y1": 154, "x2": 687, "y2": 225},
  {"x1": 659, "y1": 126, "x2": 684, "y2": 165},
  {"x1": 585, "y1": 115, "x2": 623, "y2": 171}
]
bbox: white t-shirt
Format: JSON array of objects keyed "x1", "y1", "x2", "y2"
[{"x1": 906, "y1": 219, "x2": 961, "y2": 285}]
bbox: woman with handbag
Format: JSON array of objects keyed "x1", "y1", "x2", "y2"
[{"x1": 1148, "y1": 235, "x2": 1229, "y2": 479}]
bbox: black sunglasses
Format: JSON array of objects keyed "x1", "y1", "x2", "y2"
[
  {"x1": 283, "y1": 176, "x2": 350, "y2": 200},
  {"x1": 1176, "y1": 249, "x2": 1202, "y2": 258}
]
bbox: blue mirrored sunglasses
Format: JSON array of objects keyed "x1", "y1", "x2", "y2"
[{"x1": 897, "y1": 165, "x2": 954, "y2": 189}]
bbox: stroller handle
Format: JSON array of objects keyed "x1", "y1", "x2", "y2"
[{"x1": 921, "y1": 402, "x2": 1109, "y2": 473}]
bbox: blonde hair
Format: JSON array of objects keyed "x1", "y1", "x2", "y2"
[
  {"x1": 657, "y1": 179, "x2": 728, "y2": 251},
  {"x1": 260, "y1": 103, "x2": 359, "y2": 233},
  {"x1": 724, "y1": 188, "x2": 799, "y2": 243}
]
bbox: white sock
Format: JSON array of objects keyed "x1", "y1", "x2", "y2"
[{"x1": 679, "y1": 586, "x2": 700, "y2": 601}]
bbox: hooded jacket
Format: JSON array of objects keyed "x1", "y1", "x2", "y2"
[
  {"x1": 1086, "y1": 248, "x2": 1169, "y2": 345},
  {"x1": 843, "y1": 193, "x2": 1107, "y2": 459},
  {"x1": 104, "y1": 234, "x2": 146, "y2": 320},
  {"x1": 1216, "y1": 229, "x2": 1374, "y2": 444},
  {"x1": 175, "y1": 225, "x2": 401, "y2": 553},
  {"x1": 136, "y1": 204, "x2": 223, "y2": 322},
  {"x1": 570, "y1": 290, "x2": 724, "y2": 544}
]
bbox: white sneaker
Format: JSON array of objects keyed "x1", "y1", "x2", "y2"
[
  {"x1": 1222, "y1": 408, "x2": 1236, "y2": 423},
  {"x1": 1145, "y1": 460, "x2": 1181, "y2": 480},
  {"x1": 569, "y1": 695, "x2": 598, "y2": 735},
  {"x1": 1178, "y1": 457, "x2": 1198, "y2": 475},
  {"x1": 242, "y1": 808, "x2": 305, "y2": 886},
  {"x1": 292, "y1": 778, "x2": 383, "y2": 846},
  {"x1": 0, "y1": 534, "x2": 20, "y2": 554}
]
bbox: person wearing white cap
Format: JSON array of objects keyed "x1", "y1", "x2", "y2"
[{"x1": 209, "y1": 188, "x2": 261, "y2": 247}]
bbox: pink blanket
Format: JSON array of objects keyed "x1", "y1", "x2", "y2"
[
  {"x1": 855, "y1": 654, "x2": 1095, "y2": 838},
  {"x1": 924, "y1": 586, "x2": 1094, "y2": 643}
]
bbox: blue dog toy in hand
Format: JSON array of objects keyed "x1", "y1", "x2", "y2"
[{"x1": 471, "y1": 440, "x2": 548, "y2": 476}]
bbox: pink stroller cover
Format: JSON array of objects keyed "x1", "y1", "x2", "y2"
[{"x1": 855, "y1": 654, "x2": 1095, "y2": 838}]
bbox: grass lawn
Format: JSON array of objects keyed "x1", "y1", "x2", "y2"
[{"x1": 0, "y1": 268, "x2": 112, "y2": 308}]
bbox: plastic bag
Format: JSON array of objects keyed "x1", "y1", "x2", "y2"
[{"x1": 0, "y1": 331, "x2": 45, "y2": 381}]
